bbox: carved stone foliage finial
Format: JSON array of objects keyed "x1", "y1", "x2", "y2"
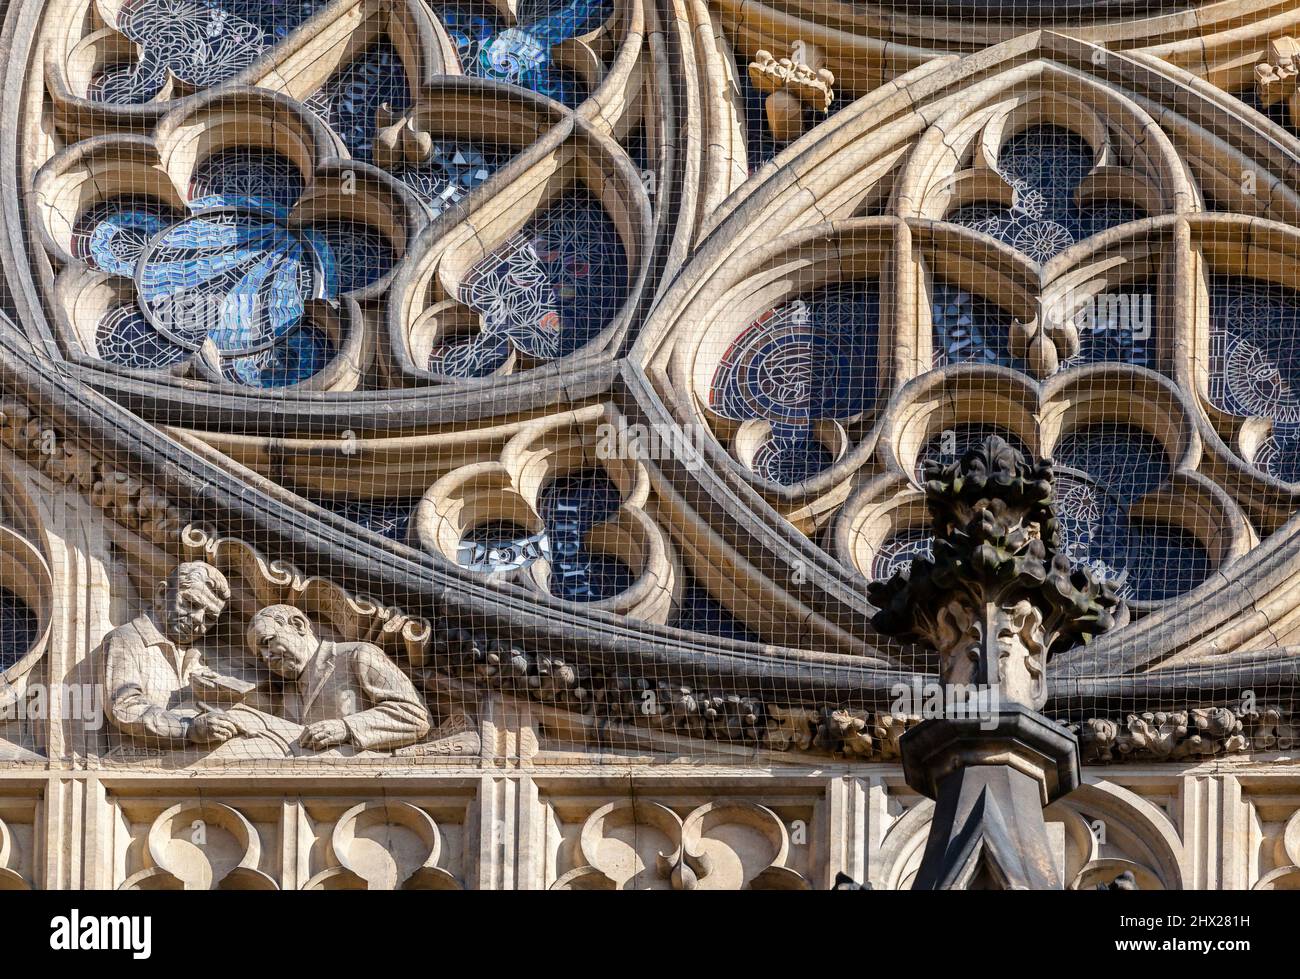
[
  {"x1": 867, "y1": 435, "x2": 1127, "y2": 709},
  {"x1": 747, "y1": 42, "x2": 835, "y2": 143},
  {"x1": 1255, "y1": 37, "x2": 1300, "y2": 129}
]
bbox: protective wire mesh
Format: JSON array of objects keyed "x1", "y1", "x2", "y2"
[{"x1": 2, "y1": 0, "x2": 1300, "y2": 888}]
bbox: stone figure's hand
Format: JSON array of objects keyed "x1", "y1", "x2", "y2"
[
  {"x1": 301, "y1": 719, "x2": 349, "y2": 750},
  {"x1": 188, "y1": 711, "x2": 239, "y2": 744}
]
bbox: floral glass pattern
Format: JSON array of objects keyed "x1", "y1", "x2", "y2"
[
  {"x1": 427, "y1": 190, "x2": 628, "y2": 377},
  {"x1": 949, "y1": 124, "x2": 1145, "y2": 263},
  {"x1": 89, "y1": 0, "x2": 329, "y2": 104}
]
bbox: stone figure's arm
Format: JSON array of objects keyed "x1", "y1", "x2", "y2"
[
  {"x1": 103, "y1": 630, "x2": 190, "y2": 748},
  {"x1": 340, "y1": 646, "x2": 432, "y2": 750}
]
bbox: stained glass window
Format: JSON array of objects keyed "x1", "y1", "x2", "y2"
[
  {"x1": 319, "y1": 497, "x2": 422, "y2": 543},
  {"x1": 89, "y1": 0, "x2": 329, "y2": 104},
  {"x1": 949, "y1": 124, "x2": 1145, "y2": 263},
  {"x1": 0, "y1": 588, "x2": 38, "y2": 672},
  {"x1": 710, "y1": 281, "x2": 879, "y2": 483},
  {"x1": 429, "y1": 189, "x2": 628, "y2": 376},
  {"x1": 1209, "y1": 277, "x2": 1300, "y2": 481},
  {"x1": 537, "y1": 468, "x2": 631, "y2": 602},
  {"x1": 930, "y1": 280, "x2": 1020, "y2": 369},
  {"x1": 306, "y1": 41, "x2": 413, "y2": 161},
  {"x1": 457, "y1": 521, "x2": 550, "y2": 573},
  {"x1": 434, "y1": 0, "x2": 611, "y2": 106}
]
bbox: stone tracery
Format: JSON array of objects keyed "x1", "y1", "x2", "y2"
[
  {"x1": 16, "y1": 0, "x2": 1300, "y2": 685},
  {"x1": 3, "y1": 0, "x2": 1300, "y2": 890}
]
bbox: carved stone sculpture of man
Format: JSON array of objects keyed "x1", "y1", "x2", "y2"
[
  {"x1": 103, "y1": 561, "x2": 239, "y2": 748},
  {"x1": 245, "y1": 604, "x2": 431, "y2": 751}
]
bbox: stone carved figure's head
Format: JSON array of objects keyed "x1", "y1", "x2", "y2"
[
  {"x1": 153, "y1": 562, "x2": 230, "y2": 646},
  {"x1": 246, "y1": 604, "x2": 318, "y2": 679}
]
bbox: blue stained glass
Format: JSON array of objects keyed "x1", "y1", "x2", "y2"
[
  {"x1": 457, "y1": 520, "x2": 550, "y2": 573},
  {"x1": 221, "y1": 325, "x2": 334, "y2": 387},
  {"x1": 1209, "y1": 277, "x2": 1300, "y2": 480},
  {"x1": 518, "y1": 0, "x2": 609, "y2": 39},
  {"x1": 391, "y1": 144, "x2": 508, "y2": 218},
  {"x1": 89, "y1": 0, "x2": 330, "y2": 105},
  {"x1": 671, "y1": 577, "x2": 760, "y2": 643},
  {"x1": 711, "y1": 285, "x2": 880, "y2": 425},
  {"x1": 930, "y1": 279, "x2": 1020, "y2": 369},
  {"x1": 318, "y1": 497, "x2": 420, "y2": 541},
  {"x1": 305, "y1": 41, "x2": 413, "y2": 161},
  {"x1": 1054, "y1": 424, "x2": 1167, "y2": 503},
  {"x1": 1052, "y1": 423, "x2": 1210, "y2": 602},
  {"x1": 188, "y1": 147, "x2": 305, "y2": 216},
  {"x1": 301, "y1": 220, "x2": 396, "y2": 297},
  {"x1": 751, "y1": 428, "x2": 834, "y2": 484},
  {"x1": 1254, "y1": 434, "x2": 1300, "y2": 483},
  {"x1": 429, "y1": 189, "x2": 627, "y2": 377},
  {"x1": 948, "y1": 124, "x2": 1145, "y2": 263},
  {"x1": 931, "y1": 276, "x2": 1156, "y2": 376},
  {"x1": 1059, "y1": 279, "x2": 1158, "y2": 371},
  {"x1": 537, "y1": 468, "x2": 631, "y2": 602},
  {"x1": 0, "y1": 587, "x2": 38, "y2": 672},
  {"x1": 72, "y1": 199, "x2": 181, "y2": 277},
  {"x1": 710, "y1": 281, "x2": 879, "y2": 484},
  {"x1": 1116, "y1": 524, "x2": 1213, "y2": 603},
  {"x1": 427, "y1": 332, "x2": 514, "y2": 377},
  {"x1": 434, "y1": 0, "x2": 609, "y2": 106},
  {"x1": 95, "y1": 303, "x2": 190, "y2": 370},
  {"x1": 74, "y1": 147, "x2": 391, "y2": 381},
  {"x1": 137, "y1": 209, "x2": 319, "y2": 354}
]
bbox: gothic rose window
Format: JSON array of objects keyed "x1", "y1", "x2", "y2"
[
  {"x1": 16, "y1": 0, "x2": 1300, "y2": 672},
  {"x1": 708, "y1": 281, "x2": 880, "y2": 485},
  {"x1": 1209, "y1": 278, "x2": 1300, "y2": 481}
]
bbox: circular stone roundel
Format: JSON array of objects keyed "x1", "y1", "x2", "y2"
[{"x1": 6, "y1": 0, "x2": 1300, "y2": 720}]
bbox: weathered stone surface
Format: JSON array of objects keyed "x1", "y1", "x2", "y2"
[{"x1": 0, "y1": 0, "x2": 1299, "y2": 893}]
